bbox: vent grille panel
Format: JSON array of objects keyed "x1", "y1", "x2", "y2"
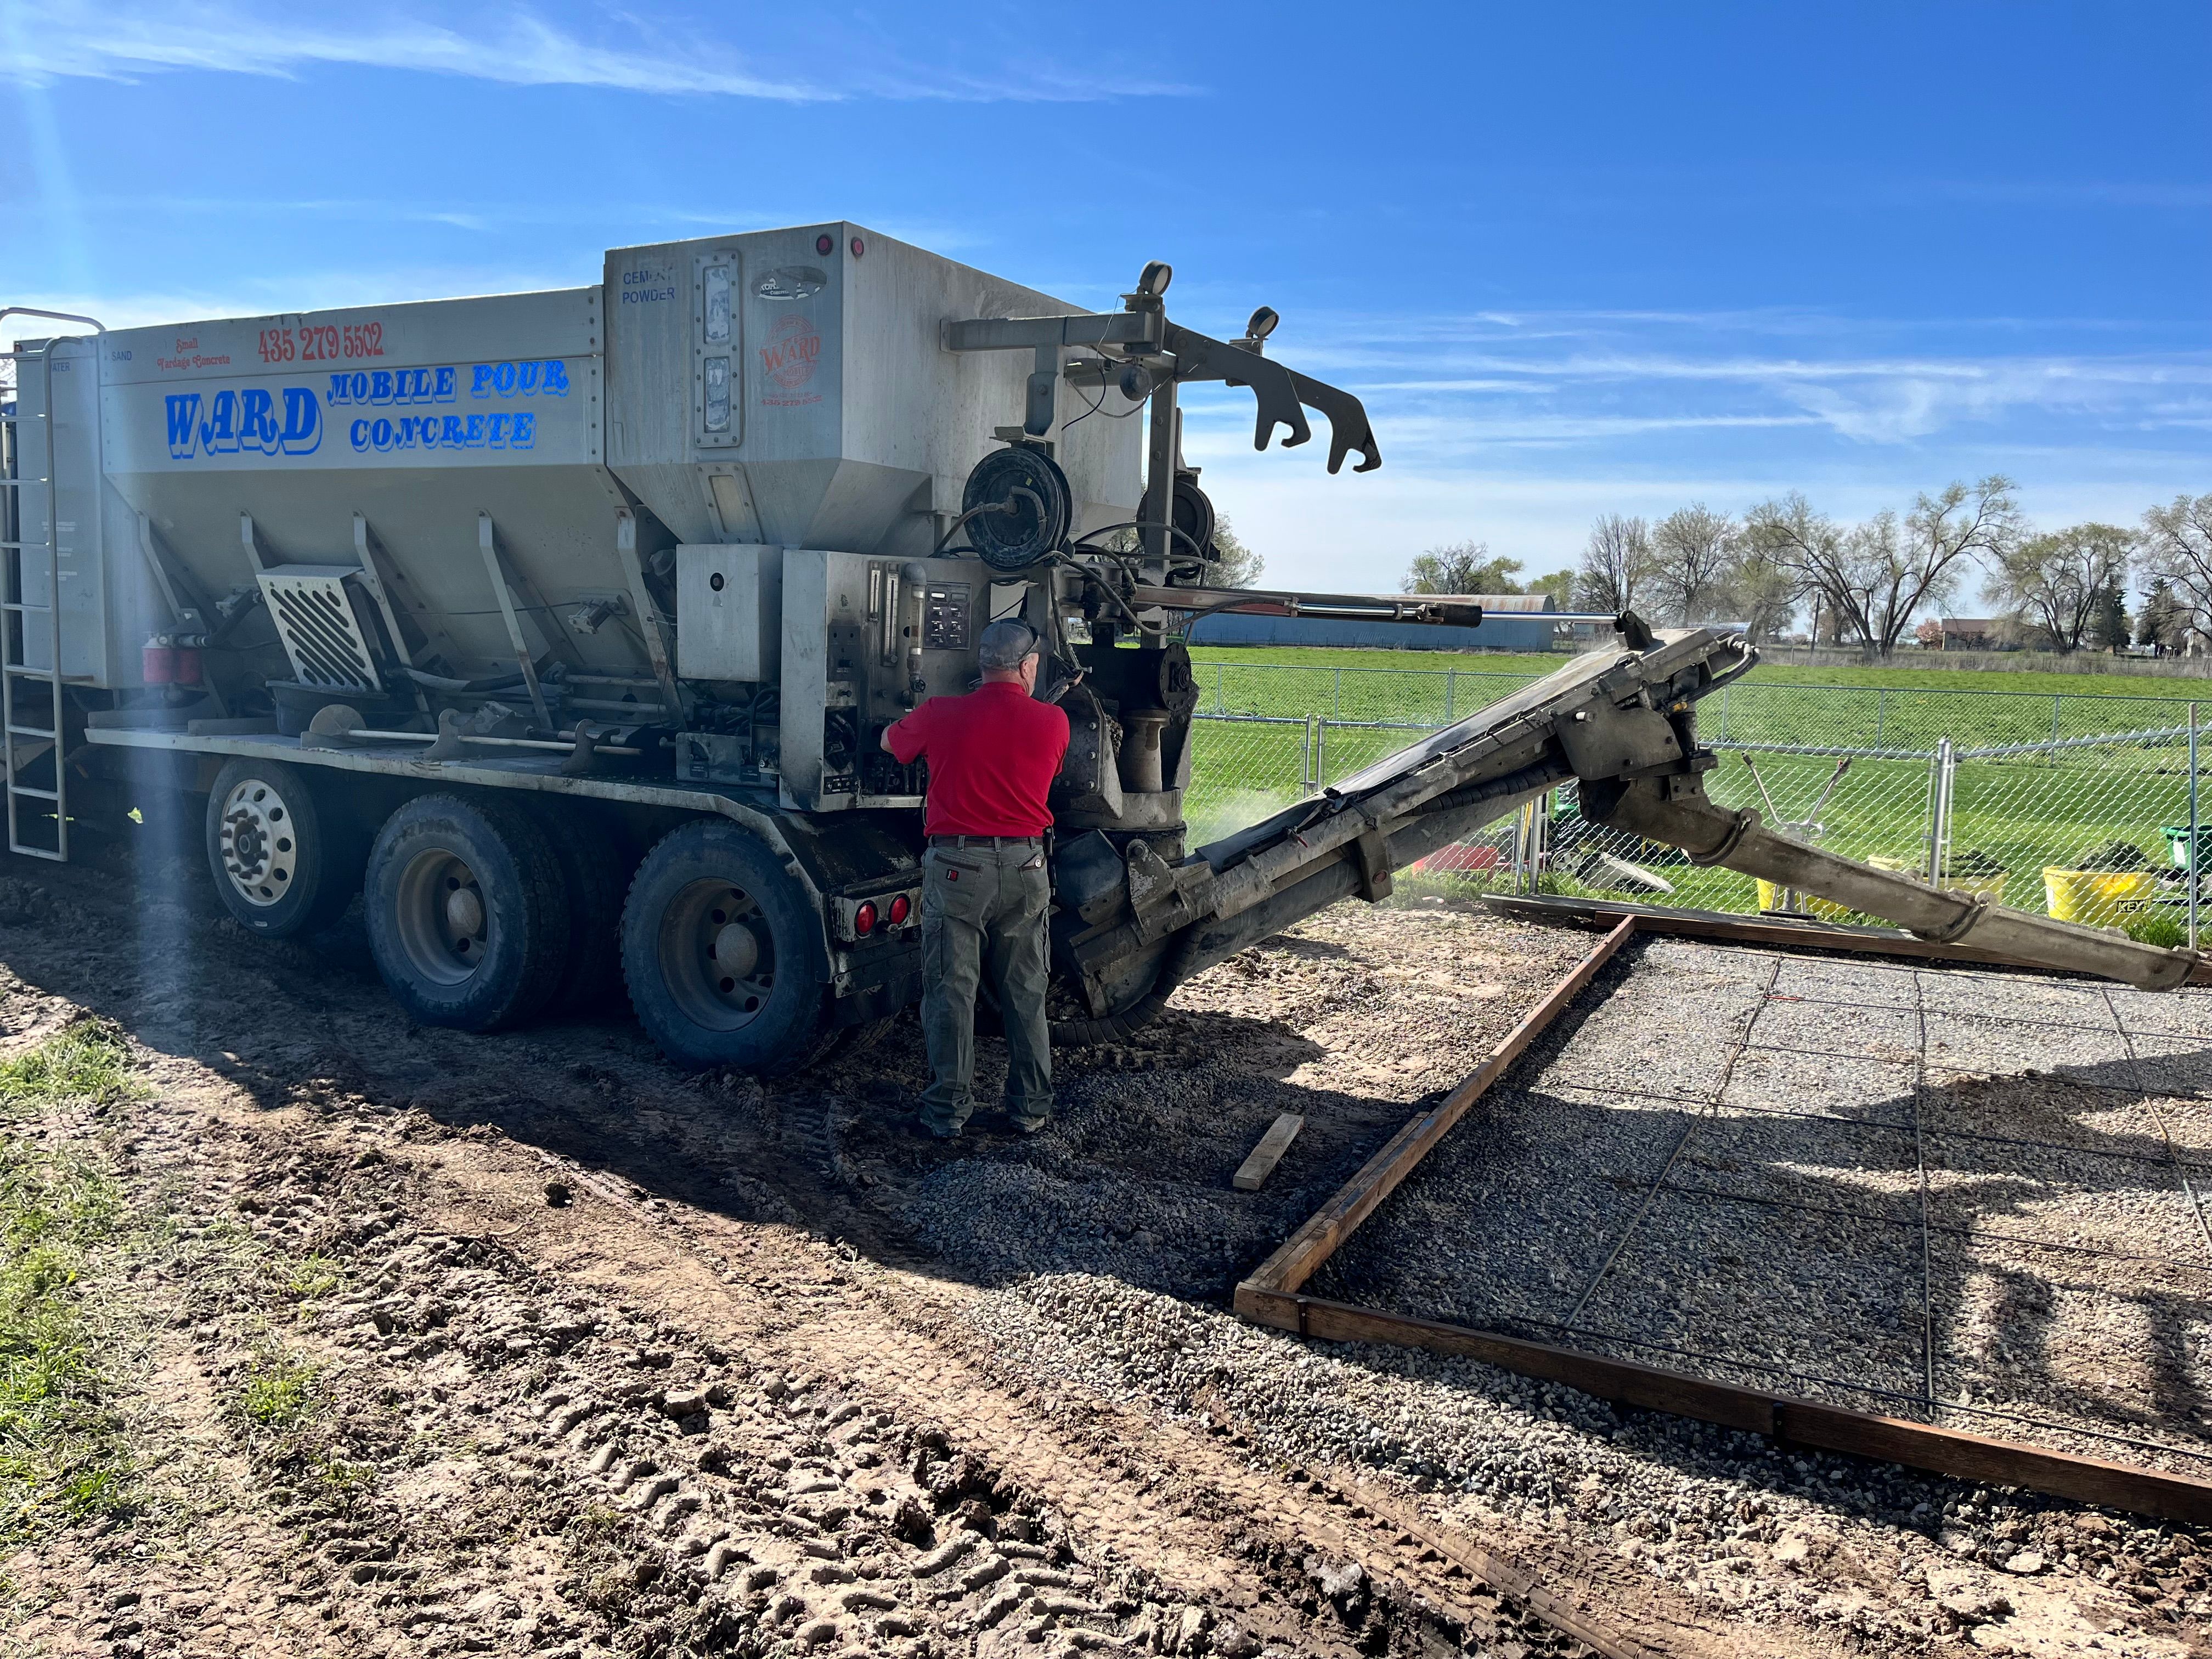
[{"x1": 258, "y1": 568, "x2": 383, "y2": 691}]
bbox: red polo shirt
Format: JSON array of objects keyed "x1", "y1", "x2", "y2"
[{"x1": 885, "y1": 681, "x2": 1070, "y2": 837}]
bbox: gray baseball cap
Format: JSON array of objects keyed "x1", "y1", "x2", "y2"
[{"x1": 978, "y1": 617, "x2": 1042, "y2": 672}]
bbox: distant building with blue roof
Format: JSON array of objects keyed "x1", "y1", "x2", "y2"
[{"x1": 1189, "y1": 592, "x2": 1563, "y2": 653}]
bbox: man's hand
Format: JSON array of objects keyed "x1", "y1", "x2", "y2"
[{"x1": 878, "y1": 724, "x2": 899, "y2": 754}]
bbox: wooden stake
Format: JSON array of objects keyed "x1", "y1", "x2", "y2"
[{"x1": 1232, "y1": 1113, "x2": 1305, "y2": 1192}]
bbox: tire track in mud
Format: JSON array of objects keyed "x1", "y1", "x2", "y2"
[{"x1": 370, "y1": 1088, "x2": 1765, "y2": 1659}]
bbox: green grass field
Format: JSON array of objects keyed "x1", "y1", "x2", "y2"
[
  {"x1": 1181, "y1": 645, "x2": 2204, "y2": 927},
  {"x1": 1185, "y1": 643, "x2": 2209, "y2": 700},
  {"x1": 1184, "y1": 645, "x2": 2207, "y2": 748}
]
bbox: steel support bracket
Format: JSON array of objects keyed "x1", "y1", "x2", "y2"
[{"x1": 1352, "y1": 827, "x2": 1393, "y2": 902}]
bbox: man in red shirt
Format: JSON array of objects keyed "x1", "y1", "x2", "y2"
[{"x1": 882, "y1": 619, "x2": 1071, "y2": 1138}]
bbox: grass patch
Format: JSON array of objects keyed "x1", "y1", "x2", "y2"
[
  {"x1": 2127, "y1": 911, "x2": 2191, "y2": 949},
  {"x1": 0, "y1": 1020, "x2": 138, "y2": 1115},
  {"x1": 285, "y1": 1254, "x2": 341, "y2": 1302},
  {"x1": 0, "y1": 1027, "x2": 140, "y2": 1540},
  {"x1": 239, "y1": 1350, "x2": 317, "y2": 1429}
]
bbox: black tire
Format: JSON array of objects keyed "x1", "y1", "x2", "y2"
[
  {"x1": 545, "y1": 805, "x2": 630, "y2": 1015},
  {"x1": 620, "y1": 819, "x2": 832, "y2": 1074},
  {"x1": 364, "y1": 792, "x2": 571, "y2": 1031},
  {"x1": 204, "y1": 757, "x2": 367, "y2": 938}
]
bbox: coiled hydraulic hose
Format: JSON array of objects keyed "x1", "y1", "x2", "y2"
[{"x1": 1048, "y1": 925, "x2": 1202, "y2": 1049}]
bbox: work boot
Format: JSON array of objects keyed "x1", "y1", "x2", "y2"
[{"x1": 975, "y1": 1107, "x2": 1049, "y2": 1137}]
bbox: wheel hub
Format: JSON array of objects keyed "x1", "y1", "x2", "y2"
[
  {"x1": 218, "y1": 778, "x2": 298, "y2": 906},
  {"x1": 657, "y1": 881, "x2": 777, "y2": 1031},
  {"x1": 393, "y1": 850, "x2": 490, "y2": 986},
  {"x1": 711, "y1": 921, "x2": 760, "y2": 979},
  {"x1": 445, "y1": 887, "x2": 486, "y2": 938}
]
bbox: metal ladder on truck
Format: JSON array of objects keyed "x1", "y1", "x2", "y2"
[{"x1": 0, "y1": 309, "x2": 105, "y2": 861}]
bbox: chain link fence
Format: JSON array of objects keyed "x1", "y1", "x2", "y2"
[{"x1": 1186, "y1": 668, "x2": 2209, "y2": 947}]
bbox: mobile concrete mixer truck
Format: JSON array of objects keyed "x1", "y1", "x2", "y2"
[{"x1": 2, "y1": 225, "x2": 2194, "y2": 1073}]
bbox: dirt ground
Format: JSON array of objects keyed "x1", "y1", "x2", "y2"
[{"x1": 0, "y1": 827, "x2": 2206, "y2": 1659}]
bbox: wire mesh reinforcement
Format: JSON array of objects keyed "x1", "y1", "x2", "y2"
[{"x1": 1187, "y1": 675, "x2": 2210, "y2": 946}]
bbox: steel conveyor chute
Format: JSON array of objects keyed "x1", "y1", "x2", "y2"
[{"x1": 1058, "y1": 623, "x2": 2197, "y2": 1042}]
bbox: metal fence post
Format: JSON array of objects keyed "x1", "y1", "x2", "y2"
[
  {"x1": 1933, "y1": 737, "x2": 1956, "y2": 889},
  {"x1": 2052, "y1": 695, "x2": 2063, "y2": 744},
  {"x1": 2192, "y1": 703, "x2": 2201, "y2": 952},
  {"x1": 1721, "y1": 684, "x2": 1732, "y2": 743},
  {"x1": 1444, "y1": 669, "x2": 1457, "y2": 721},
  {"x1": 1214, "y1": 663, "x2": 1224, "y2": 713},
  {"x1": 1922, "y1": 743, "x2": 1944, "y2": 879},
  {"x1": 1333, "y1": 667, "x2": 1343, "y2": 718},
  {"x1": 1303, "y1": 713, "x2": 1318, "y2": 794}
]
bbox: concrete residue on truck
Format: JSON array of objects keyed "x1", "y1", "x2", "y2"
[{"x1": 0, "y1": 224, "x2": 2194, "y2": 1076}]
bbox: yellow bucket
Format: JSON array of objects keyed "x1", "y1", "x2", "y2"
[
  {"x1": 1754, "y1": 879, "x2": 1859, "y2": 922},
  {"x1": 2042, "y1": 868, "x2": 2158, "y2": 929},
  {"x1": 1866, "y1": 856, "x2": 2010, "y2": 904}
]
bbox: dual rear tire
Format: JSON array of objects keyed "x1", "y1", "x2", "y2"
[
  {"x1": 365, "y1": 793, "x2": 573, "y2": 1031},
  {"x1": 201, "y1": 769, "x2": 835, "y2": 1067},
  {"x1": 619, "y1": 820, "x2": 836, "y2": 1076}
]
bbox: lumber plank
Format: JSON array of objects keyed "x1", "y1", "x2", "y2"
[
  {"x1": 1482, "y1": 891, "x2": 2212, "y2": 984},
  {"x1": 1274, "y1": 1295, "x2": 2212, "y2": 1524},
  {"x1": 1776, "y1": 1401, "x2": 2212, "y2": 1524},
  {"x1": 1232, "y1": 1113, "x2": 1305, "y2": 1192},
  {"x1": 1299, "y1": 1298, "x2": 1778, "y2": 1435},
  {"x1": 1244, "y1": 915, "x2": 1635, "y2": 1296}
]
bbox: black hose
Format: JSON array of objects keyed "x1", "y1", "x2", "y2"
[
  {"x1": 1049, "y1": 925, "x2": 1202, "y2": 1049},
  {"x1": 1425, "y1": 757, "x2": 1576, "y2": 816},
  {"x1": 407, "y1": 667, "x2": 530, "y2": 693}
]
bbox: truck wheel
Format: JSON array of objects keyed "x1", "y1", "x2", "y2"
[
  {"x1": 365, "y1": 793, "x2": 571, "y2": 1031},
  {"x1": 204, "y1": 758, "x2": 365, "y2": 938},
  {"x1": 621, "y1": 819, "x2": 832, "y2": 1074}
]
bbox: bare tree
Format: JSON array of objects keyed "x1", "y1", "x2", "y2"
[
  {"x1": 1405, "y1": 539, "x2": 1523, "y2": 595},
  {"x1": 1745, "y1": 478, "x2": 2018, "y2": 658},
  {"x1": 1573, "y1": 514, "x2": 1649, "y2": 613},
  {"x1": 1646, "y1": 504, "x2": 1738, "y2": 623},
  {"x1": 1982, "y1": 522, "x2": 2133, "y2": 653},
  {"x1": 1724, "y1": 537, "x2": 1799, "y2": 642},
  {"x1": 2138, "y1": 492, "x2": 2212, "y2": 637}
]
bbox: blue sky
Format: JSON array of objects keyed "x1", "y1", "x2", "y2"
[{"x1": 4, "y1": 1, "x2": 2207, "y2": 593}]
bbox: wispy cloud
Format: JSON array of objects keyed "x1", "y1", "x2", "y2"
[
  {"x1": 0, "y1": 1, "x2": 1195, "y2": 103},
  {"x1": 1199, "y1": 304, "x2": 2212, "y2": 451}
]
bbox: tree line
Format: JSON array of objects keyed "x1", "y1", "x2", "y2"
[{"x1": 1403, "y1": 486, "x2": 2212, "y2": 659}]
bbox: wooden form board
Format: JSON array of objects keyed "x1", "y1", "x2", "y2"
[
  {"x1": 1232, "y1": 1113, "x2": 1305, "y2": 1191},
  {"x1": 1482, "y1": 892, "x2": 2212, "y2": 984},
  {"x1": 1233, "y1": 911, "x2": 2212, "y2": 1524}
]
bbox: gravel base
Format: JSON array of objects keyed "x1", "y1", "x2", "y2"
[
  {"x1": 1315, "y1": 932, "x2": 2212, "y2": 1489},
  {"x1": 844, "y1": 905, "x2": 1601, "y2": 1304}
]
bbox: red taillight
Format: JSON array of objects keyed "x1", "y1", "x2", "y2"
[
  {"x1": 888, "y1": 894, "x2": 910, "y2": 926},
  {"x1": 854, "y1": 901, "x2": 877, "y2": 936},
  {"x1": 816, "y1": 233, "x2": 835, "y2": 255},
  {"x1": 849, "y1": 236, "x2": 866, "y2": 258}
]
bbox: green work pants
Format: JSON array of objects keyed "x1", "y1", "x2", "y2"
[{"x1": 918, "y1": 840, "x2": 1053, "y2": 1135}]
